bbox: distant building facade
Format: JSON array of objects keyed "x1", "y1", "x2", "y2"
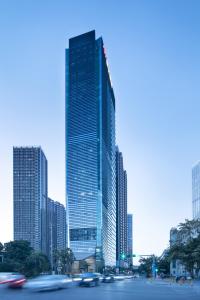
[
  {"x1": 48, "y1": 198, "x2": 66, "y2": 264},
  {"x1": 13, "y1": 147, "x2": 48, "y2": 254},
  {"x1": 127, "y1": 214, "x2": 133, "y2": 266},
  {"x1": 65, "y1": 30, "x2": 116, "y2": 266},
  {"x1": 116, "y1": 147, "x2": 128, "y2": 267},
  {"x1": 192, "y1": 162, "x2": 200, "y2": 219}
]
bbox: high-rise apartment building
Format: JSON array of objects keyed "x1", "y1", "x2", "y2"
[
  {"x1": 192, "y1": 162, "x2": 200, "y2": 219},
  {"x1": 116, "y1": 147, "x2": 128, "y2": 267},
  {"x1": 48, "y1": 198, "x2": 66, "y2": 264},
  {"x1": 13, "y1": 147, "x2": 48, "y2": 254},
  {"x1": 66, "y1": 30, "x2": 116, "y2": 266},
  {"x1": 127, "y1": 214, "x2": 133, "y2": 266}
]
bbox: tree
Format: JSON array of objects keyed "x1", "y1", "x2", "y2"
[
  {"x1": 53, "y1": 248, "x2": 75, "y2": 274},
  {"x1": 138, "y1": 256, "x2": 158, "y2": 276},
  {"x1": 3, "y1": 240, "x2": 33, "y2": 273},
  {"x1": 4, "y1": 240, "x2": 33, "y2": 264},
  {"x1": 0, "y1": 240, "x2": 51, "y2": 277},
  {"x1": 0, "y1": 242, "x2": 3, "y2": 252},
  {"x1": 24, "y1": 252, "x2": 51, "y2": 277},
  {"x1": 178, "y1": 219, "x2": 200, "y2": 242},
  {"x1": 181, "y1": 236, "x2": 200, "y2": 276},
  {"x1": 158, "y1": 255, "x2": 170, "y2": 275},
  {"x1": 168, "y1": 223, "x2": 200, "y2": 277},
  {"x1": 168, "y1": 244, "x2": 186, "y2": 261},
  {"x1": 0, "y1": 242, "x2": 4, "y2": 264}
]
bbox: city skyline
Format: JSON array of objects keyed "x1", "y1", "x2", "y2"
[{"x1": 0, "y1": 1, "x2": 200, "y2": 258}]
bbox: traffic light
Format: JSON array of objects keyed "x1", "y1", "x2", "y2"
[
  {"x1": 121, "y1": 253, "x2": 126, "y2": 260},
  {"x1": 120, "y1": 253, "x2": 138, "y2": 259}
]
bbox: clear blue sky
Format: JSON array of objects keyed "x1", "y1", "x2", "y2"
[{"x1": 0, "y1": 0, "x2": 200, "y2": 258}]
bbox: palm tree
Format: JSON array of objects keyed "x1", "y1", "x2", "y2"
[
  {"x1": 53, "y1": 248, "x2": 75, "y2": 274},
  {"x1": 59, "y1": 248, "x2": 75, "y2": 273},
  {"x1": 178, "y1": 219, "x2": 200, "y2": 242},
  {"x1": 168, "y1": 225, "x2": 200, "y2": 277}
]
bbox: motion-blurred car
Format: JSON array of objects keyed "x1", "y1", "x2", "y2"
[
  {"x1": 25, "y1": 275, "x2": 72, "y2": 291},
  {"x1": 0, "y1": 273, "x2": 13, "y2": 284},
  {"x1": 0, "y1": 273, "x2": 26, "y2": 288},
  {"x1": 7, "y1": 274, "x2": 26, "y2": 288},
  {"x1": 125, "y1": 274, "x2": 134, "y2": 279},
  {"x1": 102, "y1": 274, "x2": 114, "y2": 283},
  {"x1": 72, "y1": 274, "x2": 83, "y2": 285},
  {"x1": 113, "y1": 274, "x2": 125, "y2": 281},
  {"x1": 79, "y1": 273, "x2": 100, "y2": 287},
  {"x1": 94, "y1": 273, "x2": 104, "y2": 282}
]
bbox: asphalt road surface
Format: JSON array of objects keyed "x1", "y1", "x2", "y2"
[{"x1": 1, "y1": 278, "x2": 200, "y2": 300}]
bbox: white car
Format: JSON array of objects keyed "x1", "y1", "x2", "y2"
[
  {"x1": 25, "y1": 275, "x2": 72, "y2": 291},
  {"x1": 113, "y1": 275, "x2": 125, "y2": 281}
]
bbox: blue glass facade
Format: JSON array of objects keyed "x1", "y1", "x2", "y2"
[
  {"x1": 66, "y1": 31, "x2": 116, "y2": 266},
  {"x1": 48, "y1": 198, "x2": 66, "y2": 265},
  {"x1": 116, "y1": 147, "x2": 128, "y2": 267},
  {"x1": 13, "y1": 147, "x2": 48, "y2": 254},
  {"x1": 127, "y1": 214, "x2": 133, "y2": 266},
  {"x1": 192, "y1": 162, "x2": 200, "y2": 219}
]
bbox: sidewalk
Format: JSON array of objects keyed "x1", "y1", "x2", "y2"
[{"x1": 147, "y1": 278, "x2": 200, "y2": 294}]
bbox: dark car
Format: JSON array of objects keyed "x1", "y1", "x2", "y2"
[
  {"x1": 72, "y1": 274, "x2": 83, "y2": 286},
  {"x1": 102, "y1": 274, "x2": 114, "y2": 283},
  {"x1": 79, "y1": 273, "x2": 100, "y2": 287}
]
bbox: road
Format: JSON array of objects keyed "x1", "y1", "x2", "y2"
[{"x1": 0, "y1": 278, "x2": 200, "y2": 300}]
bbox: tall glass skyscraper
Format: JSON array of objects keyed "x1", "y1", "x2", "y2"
[
  {"x1": 66, "y1": 30, "x2": 116, "y2": 266},
  {"x1": 192, "y1": 162, "x2": 200, "y2": 219},
  {"x1": 116, "y1": 147, "x2": 128, "y2": 267},
  {"x1": 13, "y1": 147, "x2": 48, "y2": 254},
  {"x1": 127, "y1": 214, "x2": 133, "y2": 266},
  {"x1": 48, "y1": 198, "x2": 66, "y2": 265}
]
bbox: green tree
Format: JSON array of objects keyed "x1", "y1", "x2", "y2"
[
  {"x1": 158, "y1": 255, "x2": 170, "y2": 275},
  {"x1": 3, "y1": 240, "x2": 33, "y2": 273},
  {"x1": 138, "y1": 256, "x2": 158, "y2": 276},
  {"x1": 0, "y1": 242, "x2": 3, "y2": 252},
  {"x1": 4, "y1": 240, "x2": 33, "y2": 263},
  {"x1": 0, "y1": 240, "x2": 51, "y2": 277},
  {"x1": 168, "y1": 244, "x2": 186, "y2": 261},
  {"x1": 53, "y1": 248, "x2": 75, "y2": 274},
  {"x1": 24, "y1": 252, "x2": 51, "y2": 277},
  {"x1": 181, "y1": 236, "x2": 200, "y2": 276},
  {"x1": 178, "y1": 219, "x2": 200, "y2": 242},
  {"x1": 168, "y1": 221, "x2": 200, "y2": 277}
]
